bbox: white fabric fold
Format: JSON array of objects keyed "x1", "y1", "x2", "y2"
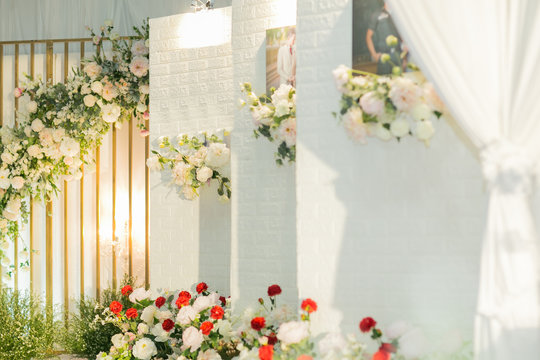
[{"x1": 386, "y1": 0, "x2": 540, "y2": 358}]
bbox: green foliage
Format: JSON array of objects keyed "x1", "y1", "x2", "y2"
[{"x1": 0, "y1": 289, "x2": 60, "y2": 360}]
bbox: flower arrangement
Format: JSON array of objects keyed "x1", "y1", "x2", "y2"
[
  {"x1": 333, "y1": 36, "x2": 444, "y2": 146},
  {"x1": 96, "y1": 282, "x2": 462, "y2": 360},
  {"x1": 240, "y1": 83, "x2": 296, "y2": 165},
  {"x1": 0, "y1": 20, "x2": 149, "y2": 272},
  {"x1": 146, "y1": 132, "x2": 231, "y2": 201}
]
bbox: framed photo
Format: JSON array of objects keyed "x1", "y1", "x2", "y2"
[
  {"x1": 266, "y1": 26, "x2": 296, "y2": 93},
  {"x1": 353, "y1": 0, "x2": 405, "y2": 75}
]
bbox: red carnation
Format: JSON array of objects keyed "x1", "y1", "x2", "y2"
[
  {"x1": 301, "y1": 298, "x2": 317, "y2": 313},
  {"x1": 155, "y1": 296, "x2": 166, "y2": 308},
  {"x1": 109, "y1": 301, "x2": 123, "y2": 314},
  {"x1": 372, "y1": 349, "x2": 391, "y2": 360},
  {"x1": 219, "y1": 296, "x2": 227, "y2": 306},
  {"x1": 359, "y1": 317, "x2": 377, "y2": 333},
  {"x1": 211, "y1": 305, "x2": 225, "y2": 320},
  {"x1": 267, "y1": 284, "x2": 282, "y2": 297},
  {"x1": 121, "y1": 285, "x2": 133, "y2": 296},
  {"x1": 176, "y1": 291, "x2": 191, "y2": 308},
  {"x1": 267, "y1": 333, "x2": 278, "y2": 345},
  {"x1": 162, "y1": 318, "x2": 175, "y2": 332},
  {"x1": 200, "y1": 321, "x2": 214, "y2": 335},
  {"x1": 380, "y1": 343, "x2": 396, "y2": 354},
  {"x1": 196, "y1": 282, "x2": 208, "y2": 294},
  {"x1": 126, "y1": 308, "x2": 138, "y2": 319},
  {"x1": 259, "y1": 345, "x2": 274, "y2": 360},
  {"x1": 251, "y1": 317, "x2": 266, "y2": 331}
]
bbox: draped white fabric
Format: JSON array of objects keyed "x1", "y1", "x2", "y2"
[{"x1": 387, "y1": 0, "x2": 540, "y2": 358}]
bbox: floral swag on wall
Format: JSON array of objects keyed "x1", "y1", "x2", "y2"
[
  {"x1": 0, "y1": 21, "x2": 149, "y2": 273},
  {"x1": 333, "y1": 36, "x2": 445, "y2": 145}
]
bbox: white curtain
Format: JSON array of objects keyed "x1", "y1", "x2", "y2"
[{"x1": 386, "y1": 0, "x2": 540, "y2": 358}]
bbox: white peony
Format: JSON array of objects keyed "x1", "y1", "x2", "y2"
[
  {"x1": 1, "y1": 152, "x2": 15, "y2": 165},
  {"x1": 132, "y1": 338, "x2": 157, "y2": 360},
  {"x1": 130, "y1": 56, "x2": 149, "y2": 77},
  {"x1": 132, "y1": 40, "x2": 149, "y2": 56},
  {"x1": 102, "y1": 84, "x2": 119, "y2": 102},
  {"x1": 146, "y1": 155, "x2": 161, "y2": 171},
  {"x1": 176, "y1": 305, "x2": 198, "y2": 325},
  {"x1": 0, "y1": 170, "x2": 10, "y2": 189},
  {"x1": 141, "y1": 305, "x2": 158, "y2": 324},
  {"x1": 101, "y1": 103, "x2": 121, "y2": 123},
  {"x1": 60, "y1": 138, "x2": 80, "y2": 157},
  {"x1": 342, "y1": 107, "x2": 370, "y2": 144},
  {"x1": 151, "y1": 323, "x2": 170, "y2": 342},
  {"x1": 205, "y1": 143, "x2": 230, "y2": 168},
  {"x1": 196, "y1": 166, "x2": 213, "y2": 183},
  {"x1": 332, "y1": 64, "x2": 350, "y2": 92},
  {"x1": 129, "y1": 287, "x2": 152, "y2": 303},
  {"x1": 390, "y1": 114, "x2": 411, "y2": 138},
  {"x1": 276, "y1": 321, "x2": 309, "y2": 345},
  {"x1": 26, "y1": 101, "x2": 38, "y2": 113},
  {"x1": 359, "y1": 91, "x2": 384, "y2": 116},
  {"x1": 182, "y1": 326, "x2": 204, "y2": 352},
  {"x1": 83, "y1": 94, "x2": 97, "y2": 107},
  {"x1": 271, "y1": 84, "x2": 293, "y2": 104},
  {"x1": 27, "y1": 145, "x2": 42, "y2": 159},
  {"x1": 277, "y1": 117, "x2": 296, "y2": 147},
  {"x1": 10, "y1": 176, "x2": 25, "y2": 190},
  {"x1": 111, "y1": 333, "x2": 127, "y2": 349},
  {"x1": 31, "y1": 119, "x2": 45, "y2": 132},
  {"x1": 3, "y1": 198, "x2": 21, "y2": 221},
  {"x1": 172, "y1": 162, "x2": 192, "y2": 186},
  {"x1": 91, "y1": 81, "x2": 103, "y2": 95},
  {"x1": 52, "y1": 128, "x2": 65, "y2": 143},
  {"x1": 389, "y1": 77, "x2": 421, "y2": 111},
  {"x1": 274, "y1": 100, "x2": 290, "y2": 117},
  {"x1": 84, "y1": 62, "x2": 102, "y2": 79},
  {"x1": 410, "y1": 103, "x2": 432, "y2": 121},
  {"x1": 192, "y1": 295, "x2": 213, "y2": 313}
]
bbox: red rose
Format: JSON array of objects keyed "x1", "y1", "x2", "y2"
[
  {"x1": 155, "y1": 296, "x2": 166, "y2": 308},
  {"x1": 267, "y1": 333, "x2": 278, "y2": 345},
  {"x1": 372, "y1": 349, "x2": 391, "y2": 360},
  {"x1": 301, "y1": 298, "x2": 317, "y2": 313},
  {"x1": 162, "y1": 318, "x2": 175, "y2": 332},
  {"x1": 121, "y1": 285, "x2": 133, "y2": 296},
  {"x1": 359, "y1": 317, "x2": 377, "y2": 333},
  {"x1": 258, "y1": 345, "x2": 274, "y2": 360},
  {"x1": 380, "y1": 343, "x2": 396, "y2": 354},
  {"x1": 109, "y1": 301, "x2": 123, "y2": 314},
  {"x1": 196, "y1": 282, "x2": 208, "y2": 294},
  {"x1": 219, "y1": 296, "x2": 227, "y2": 306},
  {"x1": 126, "y1": 308, "x2": 138, "y2": 319},
  {"x1": 200, "y1": 321, "x2": 214, "y2": 335},
  {"x1": 267, "y1": 284, "x2": 282, "y2": 297},
  {"x1": 176, "y1": 291, "x2": 191, "y2": 308},
  {"x1": 251, "y1": 317, "x2": 266, "y2": 331},
  {"x1": 210, "y1": 305, "x2": 224, "y2": 320}
]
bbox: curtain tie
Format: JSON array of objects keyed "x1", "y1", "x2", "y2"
[{"x1": 480, "y1": 140, "x2": 535, "y2": 195}]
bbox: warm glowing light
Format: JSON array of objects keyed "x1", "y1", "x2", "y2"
[{"x1": 176, "y1": 7, "x2": 231, "y2": 49}]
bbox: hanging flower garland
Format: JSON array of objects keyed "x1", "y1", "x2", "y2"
[
  {"x1": 333, "y1": 36, "x2": 445, "y2": 146},
  {"x1": 0, "y1": 21, "x2": 149, "y2": 273},
  {"x1": 146, "y1": 132, "x2": 231, "y2": 201},
  {"x1": 240, "y1": 83, "x2": 296, "y2": 165}
]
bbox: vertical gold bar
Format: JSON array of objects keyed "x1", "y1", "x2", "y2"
[
  {"x1": 112, "y1": 127, "x2": 117, "y2": 289},
  {"x1": 14, "y1": 44, "x2": 19, "y2": 125},
  {"x1": 46, "y1": 41, "x2": 54, "y2": 310},
  {"x1": 63, "y1": 41, "x2": 69, "y2": 321},
  {"x1": 95, "y1": 146, "x2": 100, "y2": 299},
  {"x1": 29, "y1": 43, "x2": 35, "y2": 292},
  {"x1": 145, "y1": 120, "x2": 150, "y2": 289},
  {"x1": 128, "y1": 119, "x2": 133, "y2": 276},
  {"x1": 80, "y1": 42, "x2": 85, "y2": 299},
  {"x1": 0, "y1": 44, "x2": 3, "y2": 126}
]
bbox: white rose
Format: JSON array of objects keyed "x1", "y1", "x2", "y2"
[
  {"x1": 276, "y1": 321, "x2": 309, "y2": 345},
  {"x1": 3, "y1": 198, "x2": 21, "y2": 221},
  {"x1": 1, "y1": 152, "x2": 14, "y2": 165},
  {"x1": 27, "y1": 145, "x2": 42, "y2": 158},
  {"x1": 91, "y1": 81, "x2": 103, "y2": 95},
  {"x1": 111, "y1": 333, "x2": 127, "y2": 349},
  {"x1": 136, "y1": 102, "x2": 147, "y2": 113},
  {"x1": 132, "y1": 40, "x2": 149, "y2": 56},
  {"x1": 84, "y1": 62, "x2": 102, "y2": 79},
  {"x1": 196, "y1": 166, "x2": 213, "y2": 183},
  {"x1": 83, "y1": 94, "x2": 97, "y2": 107},
  {"x1": 176, "y1": 305, "x2": 198, "y2": 325},
  {"x1": 10, "y1": 176, "x2": 25, "y2": 190},
  {"x1": 205, "y1": 143, "x2": 230, "y2": 168},
  {"x1": 410, "y1": 103, "x2": 432, "y2": 121},
  {"x1": 192, "y1": 295, "x2": 212, "y2": 313},
  {"x1": 360, "y1": 91, "x2": 384, "y2": 116},
  {"x1": 26, "y1": 101, "x2": 38, "y2": 113},
  {"x1": 415, "y1": 119, "x2": 435, "y2": 142},
  {"x1": 156, "y1": 309, "x2": 173, "y2": 322},
  {"x1": 31, "y1": 119, "x2": 45, "y2": 132},
  {"x1": 60, "y1": 138, "x2": 80, "y2": 157},
  {"x1": 182, "y1": 326, "x2": 204, "y2": 352},
  {"x1": 137, "y1": 323, "x2": 149, "y2": 335},
  {"x1": 101, "y1": 103, "x2": 121, "y2": 123},
  {"x1": 141, "y1": 305, "x2": 157, "y2": 324},
  {"x1": 129, "y1": 287, "x2": 152, "y2": 303},
  {"x1": 132, "y1": 338, "x2": 157, "y2": 360},
  {"x1": 390, "y1": 114, "x2": 411, "y2": 138}
]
